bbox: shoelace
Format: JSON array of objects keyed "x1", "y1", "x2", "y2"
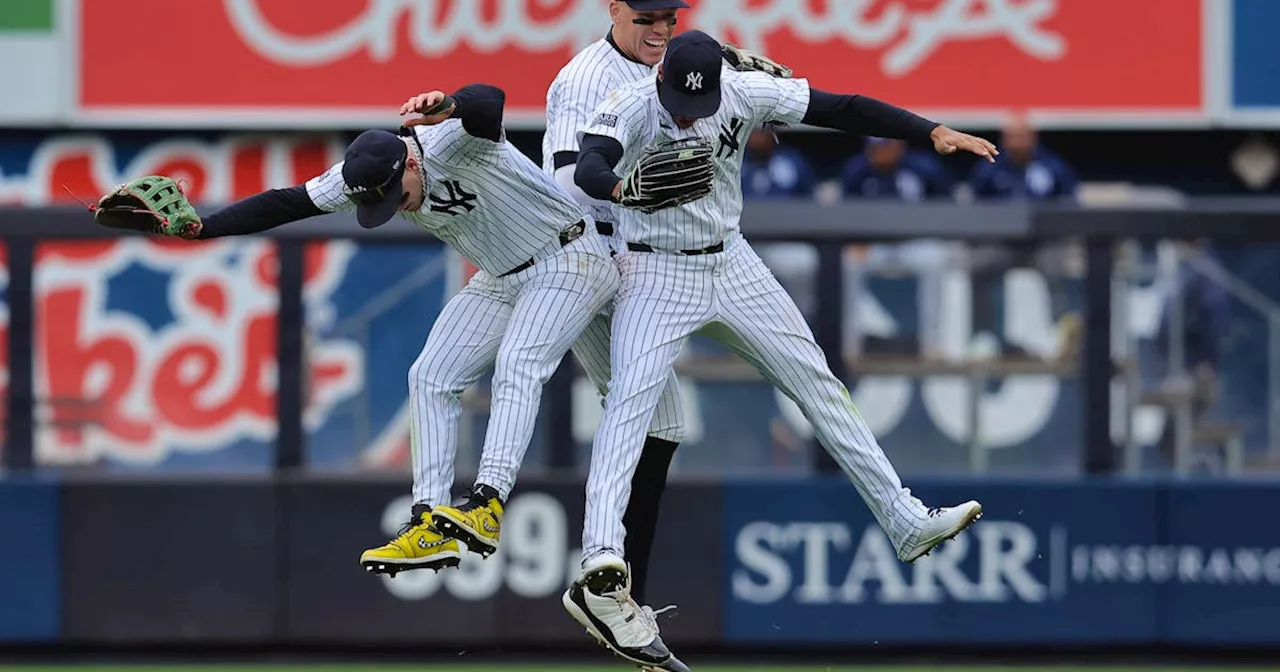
[
  {"x1": 643, "y1": 604, "x2": 678, "y2": 620},
  {"x1": 397, "y1": 508, "x2": 434, "y2": 537},
  {"x1": 637, "y1": 604, "x2": 678, "y2": 634}
]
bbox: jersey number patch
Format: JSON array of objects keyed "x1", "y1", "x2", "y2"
[
  {"x1": 429, "y1": 180, "x2": 479, "y2": 216},
  {"x1": 717, "y1": 117, "x2": 745, "y2": 159}
]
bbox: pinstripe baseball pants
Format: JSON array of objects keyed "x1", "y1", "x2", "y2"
[
  {"x1": 582, "y1": 233, "x2": 929, "y2": 562},
  {"x1": 407, "y1": 231, "x2": 620, "y2": 505}
]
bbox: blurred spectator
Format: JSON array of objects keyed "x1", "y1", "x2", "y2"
[
  {"x1": 841, "y1": 138, "x2": 955, "y2": 358},
  {"x1": 968, "y1": 114, "x2": 1080, "y2": 359},
  {"x1": 741, "y1": 126, "x2": 817, "y2": 199},
  {"x1": 840, "y1": 137, "x2": 953, "y2": 201},
  {"x1": 969, "y1": 114, "x2": 1077, "y2": 200}
]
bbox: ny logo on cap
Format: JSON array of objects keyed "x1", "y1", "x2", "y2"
[{"x1": 685, "y1": 72, "x2": 704, "y2": 91}]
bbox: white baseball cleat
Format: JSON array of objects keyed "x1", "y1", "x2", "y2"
[
  {"x1": 562, "y1": 554, "x2": 690, "y2": 672},
  {"x1": 899, "y1": 500, "x2": 984, "y2": 563}
]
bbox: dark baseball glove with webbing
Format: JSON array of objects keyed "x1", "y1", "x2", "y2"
[
  {"x1": 615, "y1": 138, "x2": 715, "y2": 214},
  {"x1": 91, "y1": 175, "x2": 203, "y2": 239}
]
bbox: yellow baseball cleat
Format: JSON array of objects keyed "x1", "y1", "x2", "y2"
[
  {"x1": 431, "y1": 485, "x2": 505, "y2": 558},
  {"x1": 360, "y1": 504, "x2": 462, "y2": 576}
]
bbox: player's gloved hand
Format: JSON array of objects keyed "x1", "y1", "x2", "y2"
[
  {"x1": 930, "y1": 125, "x2": 999, "y2": 163},
  {"x1": 91, "y1": 175, "x2": 203, "y2": 239},
  {"x1": 400, "y1": 91, "x2": 458, "y2": 127},
  {"x1": 722, "y1": 43, "x2": 793, "y2": 78},
  {"x1": 613, "y1": 138, "x2": 715, "y2": 215}
]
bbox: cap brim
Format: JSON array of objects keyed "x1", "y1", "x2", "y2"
[
  {"x1": 626, "y1": 0, "x2": 691, "y2": 8},
  {"x1": 658, "y1": 80, "x2": 721, "y2": 119},
  {"x1": 355, "y1": 180, "x2": 404, "y2": 229}
]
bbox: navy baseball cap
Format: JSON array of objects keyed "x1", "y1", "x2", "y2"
[
  {"x1": 624, "y1": 0, "x2": 691, "y2": 9},
  {"x1": 658, "y1": 30, "x2": 722, "y2": 119},
  {"x1": 342, "y1": 129, "x2": 408, "y2": 229}
]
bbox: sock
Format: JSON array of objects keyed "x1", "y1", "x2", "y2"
[{"x1": 622, "y1": 437, "x2": 678, "y2": 605}]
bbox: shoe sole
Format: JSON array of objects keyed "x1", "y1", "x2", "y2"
[
  {"x1": 360, "y1": 550, "x2": 461, "y2": 577},
  {"x1": 902, "y1": 502, "x2": 984, "y2": 563},
  {"x1": 562, "y1": 587, "x2": 687, "y2": 672},
  {"x1": 432, "y1": 510, "x2": 500, "y2": 558}
]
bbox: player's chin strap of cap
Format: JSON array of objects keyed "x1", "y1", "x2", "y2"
[{"x1": 397, "y1": 126, "x2": 431, "y2": 198}]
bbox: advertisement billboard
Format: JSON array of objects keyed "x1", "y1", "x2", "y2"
[
  {"x1": 722, "y1": 478, "x2": 1280, "y2": 646},
  {"x1": 0, "y1": 480, "x2": 60, "y2": 641},
  {"x1": 1225, "y1": 0, "x2": 1280, "y2": 124},
  {"x1": 68, "y1": 0, "x2": 1209, "y2": 129},
  {"x1": 4, "y1": 476, "x2": 1280, "y2": 647},
  {"x1": 281, "y1": 478, "x2": 723, "y2": 645},
  {"x1": 59, "y1": 479, "x2": 278, "y2": 641}
]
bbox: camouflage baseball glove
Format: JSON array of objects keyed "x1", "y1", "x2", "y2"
[
  {"x1": 722, "y1": 42, "x2": 793, "y2": 79},
  {"x1": 616, "y1": 138, "x2": 715, "y2": 214},
  {"x1": 92, "y1": 175, "x2": 203, "y2": 239}
]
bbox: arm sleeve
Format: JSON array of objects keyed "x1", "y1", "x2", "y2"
[
  {"x1": 801, "y1": 88, "x2": 939, "y2": 146},
  {"x1": 573, "y1": 86, "x2": 646, "y2": 200},
  {"x1": 195, "y1": 161, "x2": 349, "y2": 239},
  {"x1": 552, "y1": 151, "x2": 579, "y2": 170},
  {"x1": 449, "y1": 83, "x2": 505, "y2": 142},
  {"x1": 575, "y1": 134, "x2": 626, "y2": 202},
  {"x1": 196, "y1": 186, "x2": 325, "y2": 239}
]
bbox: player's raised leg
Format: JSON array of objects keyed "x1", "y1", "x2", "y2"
[
  {"x1": 360, "y1": 274, "x2": 511, "y2": 575},
  {"x1": 571, "y1": 311, "x2": 686, "y2": 605},
  {"x1": 433, "y1": 245, "x2": 622, "y2": 557},
  {"x1": 713, "y1": 242, "x2": 982, "y2": 561},
  {"x1": 567, "y1": 253, "x2": 707, "y2": 672}
]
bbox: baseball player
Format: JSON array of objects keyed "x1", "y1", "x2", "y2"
[
  {"x1": 563, "y1": 31, "x2": 995, "y2": 657},
  {"x1": 89, "y1": 83, "x2": 636, "y2": 580},
  {"x1": 540, "y1": 0, "x2": 691, "y2": 611}
]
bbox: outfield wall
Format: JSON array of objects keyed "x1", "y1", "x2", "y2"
[{"x1": 2, "y1": 476, "x2": 1279, "y2": 649}]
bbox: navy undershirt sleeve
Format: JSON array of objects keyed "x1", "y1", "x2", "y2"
[
  {"x1": 802, "y1": 88, "x2": 939, "y2": 145},
  {"x1": 450, "y1": 84, "x2": 505, "y2": 142},
  {"x1": 197, "y1": 185, "x2": 322, "y2": 239},
  {"x1": 574, "y1": 134, "x2": 626, "y2": 201}
]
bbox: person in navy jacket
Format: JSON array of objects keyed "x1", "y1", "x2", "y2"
[
  {"x1": 968, "y1": 114, "x2": 1079, "y2": 358},
  {"x1": 969, "y1": 114, "x2": 1076, "y2": 201},
  {"x1": 741, "y1": 126, "x2": 817, "y2": 199},
  {"x1": 841, "y1": 136, "x2": 953, "y2": 201}
]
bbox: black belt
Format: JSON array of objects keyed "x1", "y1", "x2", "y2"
[
  {"x1": 627, "y1": 241, "x2": 724, "y2": 256},
  {"x1": 500, "y1": 220, "x2": 587, "y2": 277}
]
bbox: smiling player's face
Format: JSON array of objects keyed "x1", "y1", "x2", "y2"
[{"x1": 610, "y1": 2, "x2": 679, "y2": 66}]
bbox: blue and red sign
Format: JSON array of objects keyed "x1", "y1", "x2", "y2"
[{"x1": 722, "y1": 478, "x2": 1280, "y2": 645}]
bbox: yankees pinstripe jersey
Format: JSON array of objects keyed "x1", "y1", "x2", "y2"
[
  {"x1": 580, "y1": 69, "x2": 810, "y2": 251},
  {"x1": 306, "y1": 121, "x2": 587, "y2": 276},
  {"x1": 543, "y1": 36, "x2": 655, "y2": 225}
]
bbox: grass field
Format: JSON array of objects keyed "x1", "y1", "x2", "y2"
[{"x1": 2, "y1": 667, "x2": 1277, "y2": 672}]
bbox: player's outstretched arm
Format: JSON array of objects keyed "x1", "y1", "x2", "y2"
[
  {"x1": 574, "y1": 134, "x2": 626, "y2": 202},
  {"x1": 195, "y1": 186, "x2": 327, "y2": 238},
  {"x1": 400, "y1": 84, "x2": 506, "y2": 142},
  {"x1": 91, "y1": 175, "x2": 328, "y2": 240},
  {"x1": 802, "y1": 89, "x2": 998, "y2": 162}
]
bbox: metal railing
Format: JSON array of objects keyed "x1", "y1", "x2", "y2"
[{"x1": 4, "y1": 199, "x2": 1280, "y2": 477}]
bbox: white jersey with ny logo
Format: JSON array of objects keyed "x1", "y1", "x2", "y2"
[
  {"x1": 580, "y1": 69, "x2": 810, "y2": 251},
  {"x1": 306, "y1": 121, "x2": 587, "y2": 276},
  {"x1": 542, "y1": 36, "x2": 654, "y2": 225}
]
